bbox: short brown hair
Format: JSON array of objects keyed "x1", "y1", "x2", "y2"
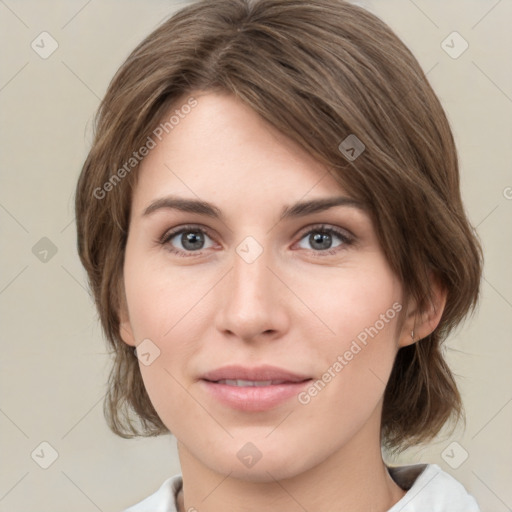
[{"x1": 75, "y1": 0, "x2": 483, "y2": 451}]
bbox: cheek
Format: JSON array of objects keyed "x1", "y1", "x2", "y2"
[
  {"x1": 298, "y1": 309, "x2": 401, "y2": 441},
  {"x1": 290, "y1": 258, "x2": 402, "y2": 346},
  {"x1": 294, "y1": 262, "x2": 402, "y2": 417},
  {"x1": 123, "y1": 244, "x2": 208, "y2": 340},
  {"x1": 122, "y1": 251, "x2": 212, "y2": 416}
]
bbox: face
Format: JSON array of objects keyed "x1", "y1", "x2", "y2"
[{"x1": 120, "y1": 91, "x2": 411, "y2": 481}]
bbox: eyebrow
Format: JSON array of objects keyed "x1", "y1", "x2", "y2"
[{"x1": 142, "y1": 195, "x2": 366, "y2": 221}]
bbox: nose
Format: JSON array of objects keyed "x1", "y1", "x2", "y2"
[{"x1": 215, "y1": 240, "x2": 290, "y2": 342}]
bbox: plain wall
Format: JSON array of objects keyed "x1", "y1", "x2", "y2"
[{"x1": 1, "y1": 0, "x2": 511, "y2": 511}]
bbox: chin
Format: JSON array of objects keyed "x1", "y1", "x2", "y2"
[
  {"x1": 215, "y1": 461, "x2": 303, "y2": 483},
  {"x1": 202, "y1": 443, "x2": 314, "y2": 483}
]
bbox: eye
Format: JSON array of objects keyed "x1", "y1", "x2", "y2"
[
  {"x1": 159, "y1": 223, "x2": 354, "y2": 258},
  {"x1": 295, "y1": 224, "x2": 353, "y2": 256},
  {"x1": 160, "y1": 225, "x2": 215, "y2": 257}
]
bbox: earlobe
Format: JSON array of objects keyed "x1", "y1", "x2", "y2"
[
  {"x1": 399, "y1": 274, "x2": 447, "y2": 347},
  {"x1": 119, "y1": 319, "x2": 136, "y2": 347},
  {"x1": 118, "y1": 282, "x2": 136, "y2": 347}
]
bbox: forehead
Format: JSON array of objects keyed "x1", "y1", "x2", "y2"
[{"x1": 132, "y1": 91, "x2": 349, "y2": 211}]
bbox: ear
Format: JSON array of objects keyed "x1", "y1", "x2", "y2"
[
  {"x1": 398, "y1": 272, "x2": 447, "y2": 348},
  {"x1": 118, "y1": 277, "x2": 136, "y2": 347}
]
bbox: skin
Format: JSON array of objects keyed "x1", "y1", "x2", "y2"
[{"x1": 119, "y1": 91, "x2": 446, "y2": 512}]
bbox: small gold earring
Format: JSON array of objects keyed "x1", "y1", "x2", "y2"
[{"x1": 411, "y1": 330, "x2": 415, "y2": 341}]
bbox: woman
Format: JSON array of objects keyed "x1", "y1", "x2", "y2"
[{"x1": 75, "y1": 0, "x2": 483, "y2": 510}]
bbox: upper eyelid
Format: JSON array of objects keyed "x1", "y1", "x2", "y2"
[
  {"x1": 295, "y1": 223, "x2": 353, "y2": 239},
  {"x1": 160, "y1": 223, "x2": 214, "y2": 242}
]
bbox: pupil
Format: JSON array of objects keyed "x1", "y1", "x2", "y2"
[
  {"x1": 312, "y1": 232, "x2": 331, "y2": 249},
  {"x1": 183, "y1": 231, "x2": 203, "y2": 250}
]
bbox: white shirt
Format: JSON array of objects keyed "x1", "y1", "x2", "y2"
[{"x1": 122, "y1": 463, "x2": 481, "y2": 512}]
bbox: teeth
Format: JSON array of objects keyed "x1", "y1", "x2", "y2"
[{"x1": 216, "y1": 379, "x2": 285, "y2": 386}]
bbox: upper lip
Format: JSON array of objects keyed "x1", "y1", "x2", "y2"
[{"x1": 201, "y1": 365, "x2": 312, "y2": 383}]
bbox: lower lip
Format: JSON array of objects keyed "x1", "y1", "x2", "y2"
[{"x1": 200, "y1": 379, "x2": 312, "y2": 411}]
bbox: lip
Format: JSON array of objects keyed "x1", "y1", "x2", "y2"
[
  {"x1": 200, "y1": 379, "x2": 312, "y2": 411},
  {"x1": 199, "y1": 365, "x2": 313, "y2": 412},
  {"x1": 200, "y1": 364, "x2": 312, "y2": 383}
]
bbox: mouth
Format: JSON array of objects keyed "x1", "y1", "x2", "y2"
[
  {"x1": 200, "y1": 375, "x2": 313, "y2": 412},
  {"x1": 200, "y1": 364, "x2": 312, "y2": 384},
  {"x1": 203, "y1": 378, "x2": 312, "y2": 386}
]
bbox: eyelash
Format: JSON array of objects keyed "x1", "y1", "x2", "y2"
[{"x1": 159, "y1": 223, "x2": 355, "y2": 258}]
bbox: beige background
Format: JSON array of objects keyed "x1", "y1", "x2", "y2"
[{"x1": 0, "y1": 0, "x2": 511, "y2": 511}]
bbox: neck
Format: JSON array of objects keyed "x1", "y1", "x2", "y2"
[{"x1": 176, "y1": 425, "x2": 405, "y2": 512}]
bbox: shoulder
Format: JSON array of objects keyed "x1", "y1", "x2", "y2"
[
  {"x1": 121, "y1": 474, "x2": 183, "y2": 512},
  {"x1": 387, "y1": 463, "x2": 481, "y2": 512}
]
